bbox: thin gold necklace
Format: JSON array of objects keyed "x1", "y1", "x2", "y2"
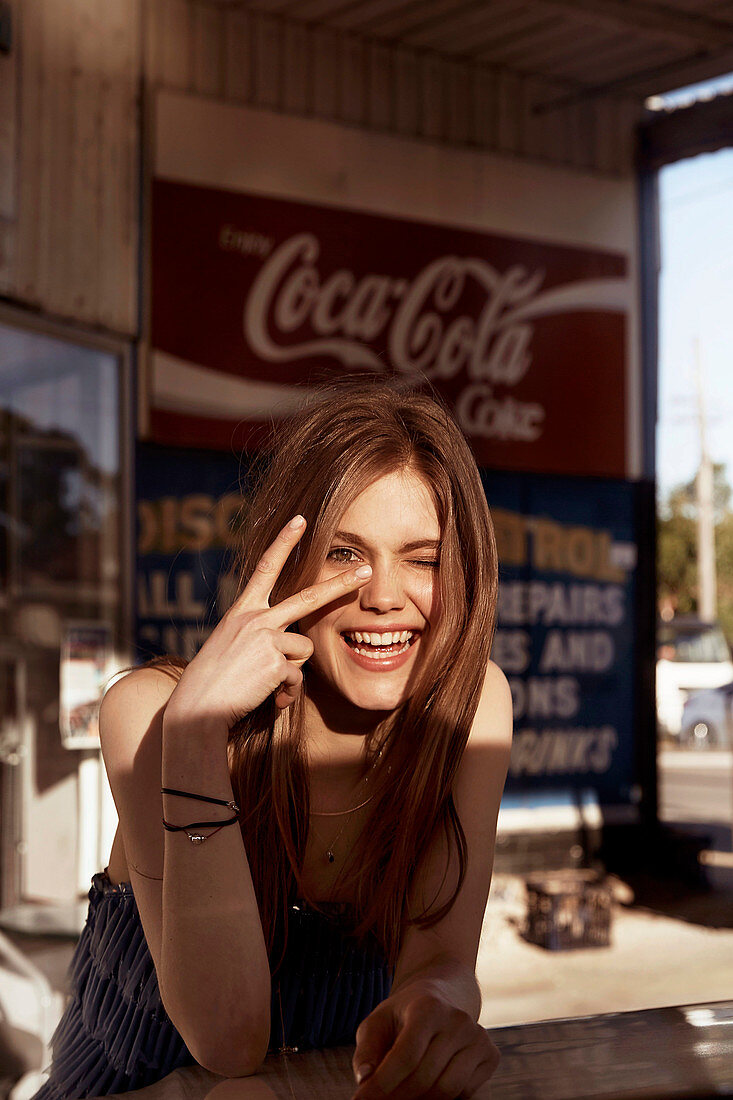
[
  {"x1": 309, "y1": 750, "x2": 378, "y2": 818},
  {"x1": 310, "y1": 792, "x2": 374, "y2": 817},
  {"x1": 308, "y1": 750, "x2": 382, "y2": 860},
  {"x1": 309, "y1": 805, "x2": 370, "y2": 864}
]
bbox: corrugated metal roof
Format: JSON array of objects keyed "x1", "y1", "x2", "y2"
[{"x1": 214, "y1": 0, "x2": 733, "y2": 106}]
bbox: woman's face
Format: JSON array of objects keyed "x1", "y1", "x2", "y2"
[{"x1": 300, "y1": 467, "x2": 442, "y2": 715}]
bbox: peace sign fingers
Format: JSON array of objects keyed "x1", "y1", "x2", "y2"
[
  {"x1": 163, "y1": 515, "x2": 373, "y2": 731},
  {"x1": 268, "y1": 563, "x2": 373, "y2": 631},
  {"x1": 235, "y1": 515, "x2": 308, "y2": 611}
]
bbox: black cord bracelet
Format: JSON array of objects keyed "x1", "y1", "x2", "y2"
[
  {"x1": 162, "y1": 815, "x2": 240, "y2": 832},
  {"x1": 161, "y1": 787, "x2": 240, "y2": 813}
]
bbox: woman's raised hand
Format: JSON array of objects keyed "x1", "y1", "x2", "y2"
[{"x1": 164, "y1": 515, "x2": 372, "y2": 735}]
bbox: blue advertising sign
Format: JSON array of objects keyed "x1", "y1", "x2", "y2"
[
  {"x1": 482, "y1": 471, "x2": 639, "y2": 805},
  {"x1": 135, "y1": 443, "x2": 244, "y2": 661},
  {"x1": 135, "y1": 443, "x2": 640, "y2": 806}
]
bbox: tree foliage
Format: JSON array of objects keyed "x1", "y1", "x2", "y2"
[{"x1": 658, "y1": 463, "x2": 733, "y2": 642}]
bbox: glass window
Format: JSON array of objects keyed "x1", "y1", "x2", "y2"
[
  {"x1": 0, "y1": 319, "x2": 126, "y2": 904},
  {"x1": 0, "y1": 323, "x2": 120, "y2": 600}
]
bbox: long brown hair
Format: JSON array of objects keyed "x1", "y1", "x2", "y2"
[{"x1": 223, "y1": 380, "x2": 498, "y2": 970}]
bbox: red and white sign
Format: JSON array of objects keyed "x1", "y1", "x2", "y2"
[{"x1": 150, "y1": 179, "x2": 628, "y2": 477}]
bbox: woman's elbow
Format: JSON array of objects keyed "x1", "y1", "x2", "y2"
[
  {"x1": 188, "y1": 1026, "x2": 269, "y2": 1078},
  {"x1": 159, "y1": 980, "x2": 271, "y2": 1078}
]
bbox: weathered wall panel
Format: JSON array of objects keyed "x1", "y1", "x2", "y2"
[
  {"x1": 158, "y1": 8, "x2": 643, "y2": 168},
  {"x1": 282, "y1": 20, "x2": 308, "y2": 115},
  {"x1": 393, "y1": 46, "x2": 418, "y2": 137},
  {"x1": 14, "y1": 0, "x2": 45, "y2": 306},
  {"x1": 0, "y1": 0, "x2": 20, "y2": 293},
  {"x1": 223, "y1": 7, "x2": 252, "y2": 104},
  {"x1": 311, "y1": 25, "x2": 339, "y2": 119},
  {"x1": 4, "y1": 0, "x2": 638, "y2": 336},
  {"x1": 192, "y1": 3, "x2": 225, "y2": 98},
  {"x1": 339, "y1": 34, "x2": 366, "y2": 125},
  {"x1": 8, "y1": 0, "x2": 140, "y2": 334},
  {"x1": 98, "y1": 0, "x2": 139, "y2": 334},
  {"x1": 0, "y1": 0, "x2": 18, "y2": 224},
  {"x1": 253, "y1": 12, "x2": 282, "y2": 109}
]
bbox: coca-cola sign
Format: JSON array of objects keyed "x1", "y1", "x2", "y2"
[{"x1": 151, "y1": 180, "x2": 628, "y2": 476}]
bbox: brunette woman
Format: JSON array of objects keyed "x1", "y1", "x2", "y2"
[{"x1": 35, "y1": 383, "x2": 513, "y2": 1100}]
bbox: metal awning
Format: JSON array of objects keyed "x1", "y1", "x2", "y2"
[{"x1": 219, "y1": 0, "x2": 733, "y2": 110}]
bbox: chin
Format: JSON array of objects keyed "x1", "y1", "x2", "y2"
[
  {"x1": 347, "y1": 686, "x2": 411, "y2": 712},
  {"x1": 309, "y1": 662, "x2": 415, "y2": 715}
]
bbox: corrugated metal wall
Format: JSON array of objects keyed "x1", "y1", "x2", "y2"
[
  {"x1": 144, "y1": 0, "x2": 638, "y2": 174},
  {"x1": 1, "y1": 0, "x2": 141, "y2": 335},
  {"x1": 1, "y1": 0, "x2": 640, "y2": 338}
]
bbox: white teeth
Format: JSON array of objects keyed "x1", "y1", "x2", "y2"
[
  {"x1": 353, "y1": 641, "x2": 411, "y2": 659},
  {"x1": 344, "y1": 630, "x2": 416, "y2": 650}
]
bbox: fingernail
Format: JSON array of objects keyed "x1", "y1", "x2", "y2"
[
  {"x1": 289, "y1": 515, "x2": 305, "y2": 529},
  {"x1": 355, "y1": 565, "x2": 372, "y2": 578},
  {"x1": 355, "y1": 1063, "x2": 374, "y2": 1084}
]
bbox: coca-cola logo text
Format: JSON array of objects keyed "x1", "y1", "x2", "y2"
[{"x1": 242, "y1": 232, "x2": 546, "y2": 441}]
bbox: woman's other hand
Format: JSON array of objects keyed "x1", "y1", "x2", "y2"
[
  {"x1": 163, "y1": 515, "x2": 372, "y2": 734},
  {"x1": 351, "y1": 985, "x2": 499, "y2": 1099}
]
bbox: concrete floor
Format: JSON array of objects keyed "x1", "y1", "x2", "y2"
[{"x1": 477, "y1": 869, "x2": 733, "y2": 1029}]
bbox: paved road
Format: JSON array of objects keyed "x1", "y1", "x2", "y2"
[{"x1": 658, "y1": 748, "x2": 733, "y2": 825}]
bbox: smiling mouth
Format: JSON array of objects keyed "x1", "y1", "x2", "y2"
[{"x1": 341, "y1": 630, "x2": 419, "y2": 660}]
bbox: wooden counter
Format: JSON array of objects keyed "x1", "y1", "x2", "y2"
[{"x1": 94, "y1": 1001, "x2": 732, "y2": 1100}]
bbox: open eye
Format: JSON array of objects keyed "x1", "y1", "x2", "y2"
[{"x1": 327, "y1": 546, "x2": 360, "y2": 565}]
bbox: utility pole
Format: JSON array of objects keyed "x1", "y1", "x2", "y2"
[{"x1": 694, "y1": 337, "x2": 717, "y2": 623}]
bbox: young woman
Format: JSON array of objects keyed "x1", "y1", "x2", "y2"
[{"x1": 35, "y1": 383, "x2": 513, "y2": 1100}]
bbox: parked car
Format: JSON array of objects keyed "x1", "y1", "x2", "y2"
[
  {"x1": 656, "y1": 617, "x2": 733, "y2": 742},
  {"x1": 680, "y1": 681, "x2": 733, "y2": 749}
]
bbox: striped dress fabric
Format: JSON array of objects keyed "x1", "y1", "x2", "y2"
[{"x1": 33, "y1": 871, "x2": 392, "y2": 1100}]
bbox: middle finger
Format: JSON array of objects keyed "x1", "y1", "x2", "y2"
[{"x1": 267, "y1": 564, "x2": 372, "y2": 630}]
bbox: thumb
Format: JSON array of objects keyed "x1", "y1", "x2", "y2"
[{"x1": 353, "y1": 1005, "x2": 395, "y2": 1085}]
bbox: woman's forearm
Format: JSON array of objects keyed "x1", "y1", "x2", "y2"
[
  {"x1": 390, "y1": 954, "x2": 482, "y2": 1020},
  {"x1": 160, "y1": 714, "x2": 271, "y2": 1074}
]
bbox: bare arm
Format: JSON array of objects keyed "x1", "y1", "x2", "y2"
[
  {"x1": 100, "y1": 516, "x2": 373, "y2": 1078},
  {"x1": 351, "y1": 660, "x2": 513, "y2": 1098},
  {"x1": 100, "y1": 670, "x2": 271, "y2": 1076}
]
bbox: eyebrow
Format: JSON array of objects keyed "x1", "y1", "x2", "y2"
[{"x1": 332, "y1": 530, "x2": 442, "y2": 553}]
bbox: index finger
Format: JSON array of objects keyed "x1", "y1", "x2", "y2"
[
  {"x1": 267, "y1": 563, "x2": 372, "y2": 628},
  {"x1": 355, "y1": 1025, "x2": 432, "y2": 1098},
  {"x1": 235, "y1": 515, "x2": 307, "y2": 610}
]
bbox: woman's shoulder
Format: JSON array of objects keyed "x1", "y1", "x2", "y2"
[
  {"x1": 102, "y1": 663, "x2": 182, "y2": 714},
  {"x1": 470, "y1": 659, "x2": 513, "y2": 744},
  {"x1": 99, "y1": 664, "x2": 182, "y2": 764},
  {"x1": 481, "y1": 658, "x2": 511, "y2": 698}
]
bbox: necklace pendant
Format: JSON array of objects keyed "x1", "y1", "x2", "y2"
[
  {"x1": 279, "y1": 1044, "x2": 299, "y2": 1055},
  {"x1": 188, "y1": 833, "x2": 207, "y2": 845},
  {"x1": 326, "y1": 849, "x2": 335, "y2": 863}
]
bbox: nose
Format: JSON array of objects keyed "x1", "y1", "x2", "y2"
[{"x1": 359, "y1": 561, "x2": 406, "y2": 614}]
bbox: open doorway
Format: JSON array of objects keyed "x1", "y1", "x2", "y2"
[{"x1": 651, "y1": 107, "x2": 733, "y2": 866}]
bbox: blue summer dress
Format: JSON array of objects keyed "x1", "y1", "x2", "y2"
[{"x1": 33, "y1": 870, "x2": 392, "y2": 1100}]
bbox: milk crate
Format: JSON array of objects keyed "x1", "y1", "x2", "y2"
[{"x1": 524, "y1": 870, "x2": 613, "y2": 950}]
